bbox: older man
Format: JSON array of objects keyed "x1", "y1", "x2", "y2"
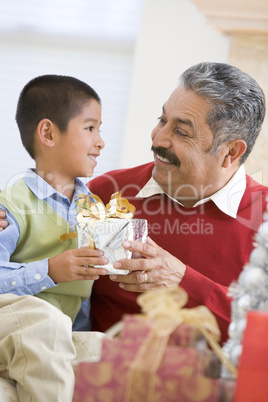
[
  {"x1": 0, "y1": 62, "x2": 267, "y2": 345},
  {"x1": 88, "y1": 62, "x2": 267, "y2": 343}
]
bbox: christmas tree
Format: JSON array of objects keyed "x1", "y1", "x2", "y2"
[{"x1": 222, "y1": 219, "x2": 268, "y2": 377}]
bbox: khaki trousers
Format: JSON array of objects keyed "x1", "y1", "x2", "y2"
[{"x1": 0, "y1": 294, "x2": 106, "y2": 402}]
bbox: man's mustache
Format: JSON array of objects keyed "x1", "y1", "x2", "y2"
[{"x1": 151, "y1": 146, "x2": 181, "y2": 167}]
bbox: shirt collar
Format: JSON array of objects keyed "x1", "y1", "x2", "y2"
[
  {"x1": 136, "y1": 165, "x2": 246, "y2": 218},
  {"x1": 24, "y1": 169, "x2": 90, "y2": 202}
]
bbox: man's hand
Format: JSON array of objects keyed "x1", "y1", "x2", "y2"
[
  {"x1": 48, "y1": 248, "x2": 109, "y2": 283},
  {"x1": 0, "y1": 210, "x2": 8, "y2": 231},
  {"x1": 109, "y1": 237, "x2": 186, "y2": 292}
]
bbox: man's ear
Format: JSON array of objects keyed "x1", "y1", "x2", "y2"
[
  {"x1": 37, "y1": 119, "x2": 55, "y2": 148},
  {"x1": 222, "y1": 140, "x2": 247, "y2": 168}
]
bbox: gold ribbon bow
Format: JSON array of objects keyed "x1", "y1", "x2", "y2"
[
  {"x1": 137, "y1": 286, "x2": 237, "y2": 377},
  {"x1": 125, "y1": 287, "x2": 237, "y2": 401},
  {"x1": 60, "y1": 192, "x2": 136, "y2": 242},
  {"x1": 75, "y1": 191, "x2": 136, "y2": 221}
]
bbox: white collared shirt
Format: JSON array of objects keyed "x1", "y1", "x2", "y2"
[{"x1": 136, "y1": 165, "x2": 246, "y2": 218}]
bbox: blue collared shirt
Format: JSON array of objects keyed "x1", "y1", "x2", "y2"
[{"x1": 0, "y1": 169, "x2": 92, "y2": 330}]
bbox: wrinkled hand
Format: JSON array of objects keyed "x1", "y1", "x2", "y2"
[
  {"x1": 48, "y1": 247, "x2": 109, "y2": 283},
  {"x1": 0, "y1": 210, "x2": 8, "y2": 231},
  {"x1": 110, "y1": 237, "x2": 186, "y2": 292}
]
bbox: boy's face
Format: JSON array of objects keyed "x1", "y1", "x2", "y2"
[{"x1": 55, "y1": 99, "x2": 104, "y2": 180}]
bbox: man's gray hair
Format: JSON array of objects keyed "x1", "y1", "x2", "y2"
[{"x1": 179, "y1": 62, "x2": 266, "y2": 163}]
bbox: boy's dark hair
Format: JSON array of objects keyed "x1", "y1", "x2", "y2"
[{"x1": 15, "y1": 74, "x2": 101, "y2": 159}]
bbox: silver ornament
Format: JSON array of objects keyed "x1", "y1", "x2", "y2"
[
  {"x1": 238, "y1": 266, "x2": 266, "y2": 290},
  {"x1": 249, "y1": 246, "x2": 268, "y2": 268},
  {"x1": 237, "y1": 294, "x2": 253, "y2": 314},
  {"x1": 256, "y1": 221, "x2": 268, "y2": 247}
]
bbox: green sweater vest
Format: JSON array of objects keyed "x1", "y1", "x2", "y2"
[{"x1": 0, "y1": 179, "x2": 93, "y2": 322}]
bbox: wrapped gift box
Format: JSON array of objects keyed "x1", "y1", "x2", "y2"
[
  {"x1": 234, "y1": 311, "x2": 268, "y2": 401},
  {"x1": 75, "y1": 192, "x2": 147, "y2": 275},
  {"x1": 73, "y1": 288, "x2": 236, "y2": 402},
  {"x1": 77, "y1": 218, "x2": 147, "y2": 274}
]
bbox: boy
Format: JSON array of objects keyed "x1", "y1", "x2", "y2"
[{"x1": 0, "y1": 75, "x2": 109, "y2": 401}]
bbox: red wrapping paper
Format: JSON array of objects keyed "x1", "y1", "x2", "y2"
[
  {"x1": 73, "y1": 315, "x2": 235, "y2": 402},
  {"x1": 234, "y1": 311, "x2": 268, "y2": 402}
]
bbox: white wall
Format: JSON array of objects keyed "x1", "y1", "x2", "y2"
[
  {"x1": 0, "y1": 0, "x2": 143, "y2": 189},
  {"x1": 0, "y1": 35, "x2": 133, "y2": 188},
  {"x1": 121, "y1": 0, "x2": 230, "y2": 168},
  {"x1": 0, "y1": 0, "x2": 230, "y2": 189}
]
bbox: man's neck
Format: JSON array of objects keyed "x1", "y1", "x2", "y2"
[{"x1": 162, "y1": 167, "x2": 240, "y2": 208}]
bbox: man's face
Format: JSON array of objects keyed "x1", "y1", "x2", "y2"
[{"x1": 151, "y1": 86, "x2": 226, "y2": 205}]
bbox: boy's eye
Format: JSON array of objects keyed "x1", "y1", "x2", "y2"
[{"x1": 86, "y1": 126, "x2": 94, "y2": 131}]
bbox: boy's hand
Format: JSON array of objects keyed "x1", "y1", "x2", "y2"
[
  {"x1": 48, "y1": 248, "x2": 109, "y2": 283},
  {"x1": 0, "y1": 210, "x2": 8, "y2": 231}
]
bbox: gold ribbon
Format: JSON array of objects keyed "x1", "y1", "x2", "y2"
[
  {"x1": 60, "y1": 192, "x2": 136, "y2": 242},
  {"x1": 137, "y1": 287, "x2": 237, "y2": 377},
  {"x1": 75, "y1": 191, "x2": 136, "y2": 221},
  {"x1": 60, "y1": 231, "x2": 77, "y2": 241},
  {"x1": 125, "y1": 287, "x2": 237, "y2": 401}
]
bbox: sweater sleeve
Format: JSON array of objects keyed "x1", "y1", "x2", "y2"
[{"x1": 182, "y1": 264, "x2": 231, "y2": 342}]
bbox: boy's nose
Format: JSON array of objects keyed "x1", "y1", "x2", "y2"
[{"x1": 96, "y1": 132, "x2": 105, "y2": 149}]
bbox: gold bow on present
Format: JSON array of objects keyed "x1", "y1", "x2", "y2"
[
  {"x1": 137, "y1": 286, "x2": 237, "y2": 377},
  {"x1": 124, "y1": 287, "x2": 237, "y2": 402},
  {"x1": 60, "y1": 192, "x2": 136, "y2": 242},
  {"x1": 75, "y1": 191, "x2": 136, "y2": 221}
]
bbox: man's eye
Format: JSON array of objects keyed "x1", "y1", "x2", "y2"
[
  {"x1": 175, "y1": 129, "x2": 188, "y2": 137},
  {"x1": 157, "y1": 116, "x2": 166, "y2": 124},
  {"x1": 86, "y1": 126, "x2": 94, "y2": 131}
]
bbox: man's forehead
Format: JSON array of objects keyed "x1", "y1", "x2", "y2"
[
  {"x1": 162, "y1": 96, "x2": 196, "y2": 129},
  {"x1": 162, "y1": 86, "x2": 185, "y2": 111},
  {"x1": 162, "y1": 86, "x2": 212, "y2": 124}
]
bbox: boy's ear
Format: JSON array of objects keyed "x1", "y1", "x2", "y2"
[
  {"x1": 222, "y1": 140, "x2": 247, "y2": 168},
  {"x1": 37, "y1": 119, "x2": 55, "y2": 148}
]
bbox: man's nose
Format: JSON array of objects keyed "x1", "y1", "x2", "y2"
[{"x1": 152, "y1": 125, "x2": 172, "y2": 148}]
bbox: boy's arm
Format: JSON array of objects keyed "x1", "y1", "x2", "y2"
[
  {"x1": 0, "y1": 206, "x2": 57, "y2": 295},
  {"x1": 0, "y1": 207, "x2": 109, "y2": 293}
]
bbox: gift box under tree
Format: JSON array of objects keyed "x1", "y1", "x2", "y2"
[{"x1": 73, "y1": 287, "x2": 236, "y2": 402}]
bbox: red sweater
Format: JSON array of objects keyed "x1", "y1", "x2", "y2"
[{"x1": 88, "y1": 162, "x2": 268, "y2": 343}]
